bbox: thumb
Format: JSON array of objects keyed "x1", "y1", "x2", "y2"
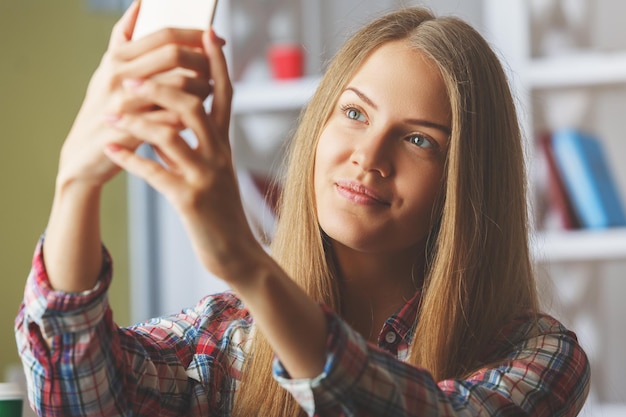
[
  {"x1": 203, "y1": 29, "x2": 232, "y2": 136},
  {"x1": 109, "y1": 0, "x2": 141, "y2": 48}
]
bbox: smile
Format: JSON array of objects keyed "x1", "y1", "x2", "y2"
[{"x1": 335, "y1": 181, "x2": 391, "y2": 206}]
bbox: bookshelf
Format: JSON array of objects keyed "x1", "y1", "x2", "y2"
[
  {"x1": 484, "y1": 1, "x2": 626, "y2": 262},
  {"x1": 232, "y1": 75, "x2": 321, "y2": 115},
  {"x1": 484, "y1": 0, "x2": 626, "y2": 412}
]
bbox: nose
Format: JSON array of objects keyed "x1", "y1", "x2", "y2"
[{"x1": 350, "y1": 129, "x2": 393, "y2": 178}]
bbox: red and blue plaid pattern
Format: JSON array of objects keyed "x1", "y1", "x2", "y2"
[{"x1": 16, "y1": 239, "x2": 590, "y2": 416}]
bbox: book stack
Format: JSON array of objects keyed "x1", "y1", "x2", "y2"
[{"x1": 538, "y1": 129, "x2": 626, "y2": 230}]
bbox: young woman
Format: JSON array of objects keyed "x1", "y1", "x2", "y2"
[{"x1": 15, "y1": 3, "x2": 590, "y2": 416}]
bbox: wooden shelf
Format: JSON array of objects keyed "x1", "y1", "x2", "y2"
[
  {"x1": 527, "y1": 51, "x2": 626, "y2": 90},
  {"x1": 232, "y1": 76, "x2": 321, "y2": 114},
  {"x1": 532, "y1": 227, "x2": 626, "y2": 263}
]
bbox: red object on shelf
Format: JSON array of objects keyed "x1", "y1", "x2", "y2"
[
  {"x1": 251, "y1": 174, "x2": 281, "y2": 215},
  {"x1": 539, "y1": 131, "x2": 581, "y2": 230},
  {"x1": 268, "y1": 44, "x2": 304, "y2": 80}
]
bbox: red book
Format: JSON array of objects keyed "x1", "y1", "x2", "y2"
[
  {"x1": 538, "y1": 132, "x2": 581, "y2": 230},
  {"x1": 251, "y1": 173, "x2": 281, "y2": 215}
]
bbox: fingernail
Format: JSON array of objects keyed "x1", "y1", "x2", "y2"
[
  {"x1": 104, "y1": 113, "x2": 121, "y2": 124},
  {"x1": 123, "y1": 78, "x2": 144, "y2": 90},
  {"x1": 210, "y1": 29, "x2": 226, "y2": 46},
  {"x1": 105, "y1": 143, "x2": 122, "y2": 153}
]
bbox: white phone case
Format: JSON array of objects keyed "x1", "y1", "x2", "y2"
[{"x1": 132, "y1": 0, "x2": 218, "y2": 40}]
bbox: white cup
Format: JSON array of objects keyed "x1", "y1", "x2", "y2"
[{"x1": 0, "y1": 382, "x2": 23, "y2": 417}]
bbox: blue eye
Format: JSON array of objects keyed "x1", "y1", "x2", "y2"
[
  {"x1": 341, "y1": 105, "x2": 368, "y2": 122},
  {"x1": 407, "y1": 134, "x2": 434, "y2": 148}
]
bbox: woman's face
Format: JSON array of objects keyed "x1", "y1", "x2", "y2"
[{"x1": 314, "y1": 40, "x2": 451, "y2": 257}]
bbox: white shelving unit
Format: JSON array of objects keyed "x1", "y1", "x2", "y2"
[
  {"x1": 232, "y1": 75, "x2": 321, "y2": 114},
  {"x1": 527, "y1": 47, "x2": 626, "y2": 265},
  {"x1": 484, "y1": 0, "x2": 626, "y2": 413},
  {"x1": 484, "y1": 0, "x2": 626, "y2": 263}
]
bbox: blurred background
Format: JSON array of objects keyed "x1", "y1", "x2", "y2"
[
  {"x1": 2, "y1": 1, "x2": 625, "y2": 416},
  {"x1": 0, "y1": 3, "x2": 129, "y2": 416}
]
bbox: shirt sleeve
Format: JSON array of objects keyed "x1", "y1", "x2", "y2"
[
  {"x1": 14, "y1": 237, "x2": 220, "y2": 416},
  {"x1": 273, "y1": 306, "x2": 591, "y2": 417}
]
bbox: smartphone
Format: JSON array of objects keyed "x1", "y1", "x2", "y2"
[{"x1": 132, "y1": 0, "x2": 219, "y2": 40}]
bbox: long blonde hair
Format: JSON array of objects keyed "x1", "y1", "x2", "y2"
[{"x1": 234, "y1": 7, "x2": 538, "y2": 416}]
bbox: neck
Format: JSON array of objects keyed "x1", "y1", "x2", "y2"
[{"x1": 334, "y1": 244, "x2": 424, "y2": 343}]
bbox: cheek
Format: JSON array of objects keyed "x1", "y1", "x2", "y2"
[
  {"x1": 399, "y1": 162, "x2": 445, "y2": 218},
  {"x1": 314, "y1": 127, "x2": 344, "y2": 180},
  {"x1": 313, "y1": 130, "x2": 332, "y2": 199}
]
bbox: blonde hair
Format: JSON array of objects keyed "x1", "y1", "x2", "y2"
[{"x1": 234, "y1": 7, "x2": 538, "y2": 416}]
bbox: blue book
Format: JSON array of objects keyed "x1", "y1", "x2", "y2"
[{"x1": 551, "y1": 129, "x2": 626, "y2": 229}]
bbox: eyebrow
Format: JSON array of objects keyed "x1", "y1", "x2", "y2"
[{"x1": 344, "y1": 86, "x2": 451, "y2": 136}]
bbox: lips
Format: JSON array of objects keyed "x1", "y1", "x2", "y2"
[{"x1": 335, "y1": 180, "x2": 391, "y2": 206}]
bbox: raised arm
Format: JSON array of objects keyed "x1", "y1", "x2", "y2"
[
  {"x1": 44, "y1": 0, "x2": 212, "y2": 293},
  {"x1": 16, "y1": 1, "x2": 231, "y2": 414},
  {"x1": 102, "y1": 22, "x2": 330, "y2": 382}
]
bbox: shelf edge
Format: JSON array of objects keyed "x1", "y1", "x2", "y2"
[
  {"x1": 232, "y1": 76, "x2": 321, "y2": 114},
  {"x1": 532, "y1": 227, "x2": 626, "y2": 263},
  {"x1": 527, "y1": 52, "x2": 626, "y2": 89}
]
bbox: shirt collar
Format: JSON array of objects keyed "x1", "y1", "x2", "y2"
[{"x1": 377, "y1": 289, "x2": 421, "y2": 347}]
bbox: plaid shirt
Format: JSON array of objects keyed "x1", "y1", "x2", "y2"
[{"x1": 15, "y1": 240, "x2": 590, "y2": 416}]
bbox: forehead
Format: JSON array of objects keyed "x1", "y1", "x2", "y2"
[{"x1": 346, "y1": 40, "x2": 451, "y2": 125}]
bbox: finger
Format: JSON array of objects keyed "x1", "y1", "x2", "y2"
[
  {"x1": 203, "y1": 30, "x2": 232, "y2": 135},
  {"x1": 152, "y1": 146, "x2": 180, "y2": 173},
  {"x1": 122, "y1": 79, "x2": 214, "y2": 149},
  {"x1": 117, "y1": 28, "x2": 205, "y2": 62},
  {"x1": 109, "y1": 110, "x2": 197, "y2": 169},
  {"x1": 109, "y1": 0, "x2": 141, "y2": 49},
  {"x1": 143, "y1": 109, "x2": 184, "y2": 128},
  {"x1": 111, "y1": 76, "x2": 210, "y2": 117},
  {"x1": 114, "y1": 108, "x2": 184, "y2": 129},
  {"x1": 152, "y1": 71, "x2": 213, "y2": 101},
  {"x1": 104, "y1": 143, "x2": 178, "y2": 195},
  {"x1": 118, "y1": 44, "x2": 210, "y2": 83}
]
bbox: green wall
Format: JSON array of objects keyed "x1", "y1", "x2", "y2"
[{"x1": 0, "y1": 2, "x2": 130, "y2": 378}]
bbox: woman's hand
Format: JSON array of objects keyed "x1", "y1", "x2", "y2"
[
  {"x1": 103, "y1": 34, "x2": 329, "y2": 379},
  {"x1": 44, "y1": 1, "x2": 217, "y2": 293},
  {"x1": 103, "y1": 30, "x2": 259, "y2": 281},
  {"x1": 57, "y1": 0, "x2": 213, "y2": 191}
]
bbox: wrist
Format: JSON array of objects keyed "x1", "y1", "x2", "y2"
[
  {"x1": 54, "y1": 169, "x2": 104, "y2": 200},
  {"x1": 213, "y1": 238, "x2": 274, "y2": 288},
  {"x1": 45, "y1": 174, "x2": 104, "y2": 292}
]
